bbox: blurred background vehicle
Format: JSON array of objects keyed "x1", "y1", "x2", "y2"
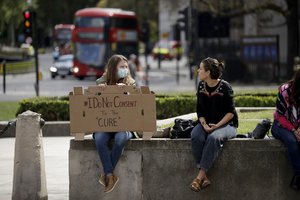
[
  {"x1": 152, "y1": 40, "x2": 182, "y2": 60},
  {"x1": 52, "y1": 24, "x2": 74, "y2": 61},
  {"x1": 49, "y1": 54, "x2": 74, "y2": 79},
  {"x1": 72, "y1": 8, "x2": 139, "y2": 80}
]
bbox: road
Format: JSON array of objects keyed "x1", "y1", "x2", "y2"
[{"x1": 0, "y1": 52, "x2": 195, "y2": 101}]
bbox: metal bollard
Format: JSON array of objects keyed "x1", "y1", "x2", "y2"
[{"x1": 12, "y1": 110, "x2": 48, "y2": 200}]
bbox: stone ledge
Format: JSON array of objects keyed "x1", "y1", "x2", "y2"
[{"x1": 69, "y1": 138, "x2": 299, "y2": 200}]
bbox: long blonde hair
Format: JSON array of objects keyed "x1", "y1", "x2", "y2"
[{"x1": 105, "y1": 54, "x2": 135, "y2": 85}]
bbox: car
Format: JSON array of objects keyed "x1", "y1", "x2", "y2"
[
  {"x1": 152, "y1": 40, "x2": 183, "y2": 60},
  {"x1": 50, "y1": 54, "x2": 74, "y2": 79}
]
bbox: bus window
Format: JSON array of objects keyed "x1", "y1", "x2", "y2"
[
  {"x1": 110, "y1": 18, "x2": 137, "y2": 28},
  {"x1": 75, "y1": 17, "x2": 105, "y2": 28},
  {"x1": 56, "y1": 29, "x2": 72, "y2": 40},
  {"x1": 74, "y1": 43, "x2": 106, "y2": 67}
]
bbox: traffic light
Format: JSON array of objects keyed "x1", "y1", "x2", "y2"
[
  {"x1": 173, "y1": 23, "x2": 181, "y2": 41},
  {"x1": 23, "y1": 9, "x2": 33, "y2": 38},
  {"x1": 140, "y1": 21, "x2": 150, "y2": 43},
  {"x1": 177, "y1": 7, "x2": 189, "y2": 39}
]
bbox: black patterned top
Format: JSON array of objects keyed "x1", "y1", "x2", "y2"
[{"x1": 196, "y1": 79, "x2": 238, "y2": 127}]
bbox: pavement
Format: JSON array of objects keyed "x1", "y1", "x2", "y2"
[{"x1": 0, "y1": 136, "x2": 72, "y2": 200}]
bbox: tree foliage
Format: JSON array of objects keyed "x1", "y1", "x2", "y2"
[
  {"x1": 0, "y1": 0, "x2": 34, "y2": 45},
  {"x1": 0, "y1": 0, "x2": 159, "y2": 46}
]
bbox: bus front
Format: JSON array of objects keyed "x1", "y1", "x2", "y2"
[
  {"x1": 72, "y1": 8, "x2": 139, "y2": 80},
  {"x1": 54, "y1": 24, "x2": 74, "y2": 45}
]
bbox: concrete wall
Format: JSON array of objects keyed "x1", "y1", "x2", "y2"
[
  {"x1": 0, "y1": 121, "x2": 71, "y2": 137},
  {"x1": 69, "y1": 138, "x2": 299, "y2": 200}
]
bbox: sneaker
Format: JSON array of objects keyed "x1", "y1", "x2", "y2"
[
  {"x1": 98, "y1": 174, "x2": 106, "y2": 187},
  {"x1": 104, "y1": 175, "x2": 119, "y2": 193}
]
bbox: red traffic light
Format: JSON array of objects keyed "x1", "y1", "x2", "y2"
[{"x1": 24, "y1": 11, "x2": 30, "y2": 19}]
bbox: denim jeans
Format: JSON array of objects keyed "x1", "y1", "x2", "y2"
[
  {"x1": 271, "y1": 121, "x2": 300, "y2": 176},
  {"x1": 191, "y1": 124, "x2": 236, "y2": 172},
  {"x1": 93, "y1": 131, "x2": 132, "y2": 175}
]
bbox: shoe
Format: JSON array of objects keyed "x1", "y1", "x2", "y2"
[
  {"x1": 190, "y1": 178, "x2": 202, "y2": 192},
  {"x1": 190, "y1": 178, "x2": 211, "y2": 192},
  {"x1": 104, "y1": 175, "x2": 119, "y2": 193},
  {"x1": 201, "y1": 179, "x2": 211, "y2": 189},
  {"x1": 98, "y1": 174, "x2": 106, "y2": 187},
  {"x1": 290, "y1": 175, "x2": 300, "y2": 190}
]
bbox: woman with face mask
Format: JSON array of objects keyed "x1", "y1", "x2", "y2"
[
  {"x1": 96, "y1": 54, "x2": 135, "y2": 86},
  {"x1": 94, "y1": 55, "x2": 135, "y2": 193}
]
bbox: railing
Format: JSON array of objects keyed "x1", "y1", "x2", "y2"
[{"x1": 0, "y1": 59, "x2": 35, "y2": 74}]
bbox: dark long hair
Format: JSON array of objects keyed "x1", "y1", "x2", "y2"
[
  {"x1": 289, "y1": 68, "x2": 300, "y2": 105},
  {"x1": 201, "y1": 57, "x2": 225, "y2": 79}
]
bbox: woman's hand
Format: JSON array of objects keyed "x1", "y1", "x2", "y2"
[
  {"x1": 294, "y1": 128, "x2": 300, "y2": 142},
  {"x1": 202, "y1": 123, "x2": 218, "y2": 133},
  {"x1": 202, "y1": 124, "x2": 213, "y2": 133},
  {"x1": 209, "y1": 123, "x2": 218, "y2": 130}
]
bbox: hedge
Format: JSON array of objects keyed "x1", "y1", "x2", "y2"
[
  {"x1": 16, "y1": 93, "x2": 277, "y2": 121},
  {"x1": 16, "y1": 97, "x2": 69, "y2": 121}
]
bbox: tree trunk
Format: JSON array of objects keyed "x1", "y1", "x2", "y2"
[{"x1": 9, "y1": 20, "x2": 15, "y2": 46}]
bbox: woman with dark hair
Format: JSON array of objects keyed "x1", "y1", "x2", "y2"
[
  {"x1": 271, "y1": 68, "x2": 300, "y2": 190},
  {"x1": 94, "y1": 54, "x2": 135, "y2": 193},
  {"x1": 190, "y1": 57, "x2": 238, "y2": 192}
]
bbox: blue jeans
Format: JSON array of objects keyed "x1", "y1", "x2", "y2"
[
  {"x1": 191, "y1": 124, "x2": 236, "y2": 172},
  {"x1": 93, "y1": 131, "x2": 132, "y2": 175},
  {"x1": 271, "y1": 121, "x2": 300, "y2": 176}
]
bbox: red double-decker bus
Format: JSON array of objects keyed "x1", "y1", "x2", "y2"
[
  {"x1": 54, "y1": 24, "x2": 74, "y2": 45},
  {"x1": 53, "y1": 24, "x2": 74, "y2": 58},
  {"x1": 72, "y1": 8, "x2": 139, "y2": 79}
]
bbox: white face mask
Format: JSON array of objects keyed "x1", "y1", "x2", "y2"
[{"x1": 117, "y1": 68, "x2": 128, "y2": 79}]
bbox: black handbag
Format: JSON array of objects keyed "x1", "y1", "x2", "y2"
[
  {"x1": 170, "y1": 119, "x2": 197, "y2": 139},
  {"x1": 236, "y1": 119, "x2": 272, "y2": 139},
  {"x1": 251, "y1": 119, "x2": 272, "y2": 139}
]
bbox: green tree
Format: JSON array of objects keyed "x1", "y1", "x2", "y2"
[
  {"x1": 0, "y1": 0, "x2": 36, "y2": 46},
  {"x1": 35, "y1": 0, "x2": 98, "y2": 46}
]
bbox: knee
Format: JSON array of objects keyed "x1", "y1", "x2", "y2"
[
  {"x1": 191, "y1": 125, "x2": 204, "y2": 139},
  {"x1": 191, "y1": 129, "x2": 197, "y2": 139},
  {"x1": 206, "y1": 134, "x2": 221, "y2": 143},
  {"x1": 286, "y1": 137, "x2": 300, "y2": 149},
  {"x1": 114, "y1": 133, "x2": 130, "y2": 147},
  {"x1": 114, "y1": 137, "x2": 128, "y2": 148}
]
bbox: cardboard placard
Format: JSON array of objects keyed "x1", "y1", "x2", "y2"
[{"x1": 69, "y1": 85, "x2": 156, "y2": 140}]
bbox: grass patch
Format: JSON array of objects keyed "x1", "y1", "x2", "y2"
[
  {"x1": 0, "y1": 101, "x2": 19, "y2": 121},
  {"x1": 238, "y1": 110, "x2": 273, "y2": 120},
  {"x1": 237, "y1": 110, "x2": 273, "y2": 134},
  {"x1": 157, "y1": 110, "x2": 274, "y2": 135}
]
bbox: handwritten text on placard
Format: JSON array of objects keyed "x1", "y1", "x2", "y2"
[{"x1": 86, "y1": 96, "x2": 137, "y2": 109}]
